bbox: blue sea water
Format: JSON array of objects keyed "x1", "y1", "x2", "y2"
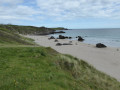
[{"x1": 50, "y1": 28, "x2": 120, "y2": 47}]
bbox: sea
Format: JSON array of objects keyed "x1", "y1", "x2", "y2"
[{"x1": 50, "y1": 28, "x2": 120, "y2": 47}]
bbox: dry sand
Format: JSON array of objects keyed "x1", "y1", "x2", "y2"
[{"x1": 26, "y1": 35, "x2": 120, "y2": 81}]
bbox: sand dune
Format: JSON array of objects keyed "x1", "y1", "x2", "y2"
[{"x1": 25, "y1": 35, "x2": 120, "y2": 81}]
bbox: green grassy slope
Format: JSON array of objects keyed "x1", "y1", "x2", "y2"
[
  {"x1": 0, "y1": 24, "x2": 55, "y2": 35},
  {"x1": 0, "y1": 28, "x2": 35, "y2": 45},
  {"x1": 0, "y1": 47, "x2": 120, "y2": 90}
]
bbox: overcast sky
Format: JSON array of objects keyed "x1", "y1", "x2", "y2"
[{"x1": 0, "y1": 0, "x2": 120, "y2": 28}]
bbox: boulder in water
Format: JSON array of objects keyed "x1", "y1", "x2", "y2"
[{"x1": 78, "y1": 36, "x2": 84, "y2": 41}]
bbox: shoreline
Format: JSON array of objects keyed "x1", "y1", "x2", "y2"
[
  {"x1": 50, "y1": 29, "x2": 120, "y2": 48},
  {"x1": 25, "y1": 35, "x2": 120, "y2": 81}
]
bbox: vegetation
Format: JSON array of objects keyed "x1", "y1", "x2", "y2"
[
  {"x1": 0, "y1": 24, "x2": 120, "y2": 89},
  {"x1": 0, "y1": 24, "x2": 55, "y2": 35},
  {"x1": 0, "y1": 28, "x2": 35, "y2": 45},
  {"x1": 0, "y1": 47, "x2": 120, "y2": 90}
]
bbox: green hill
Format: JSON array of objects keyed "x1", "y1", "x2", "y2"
[
  {"x1": 0, "y1": 28, "x2": 34, "y2": 45},
  {"x1": 0, "y1": 24, "x2": 55, "y2": 35}
]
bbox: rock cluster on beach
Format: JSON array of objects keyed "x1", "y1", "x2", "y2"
[
  {"x1": 48, "y1": 35, "x2": 107, "y2": 48},
  {"x1": 58, "y1": 35, "x2": 72, "y2": 39},
  {"x1": 96, "y1": 43, "x2": 107, "y2": 48}
]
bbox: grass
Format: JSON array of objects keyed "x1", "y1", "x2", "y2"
[
  {"x1": 0, "y1": 24, "x2": 55, "y2": 35},
  {"x1": 0, "y1": 47, "x2": 120, "y2": 90},
  {"x1": 0, "y1": 24, "x2": 120, "y2": 89},
  {"x1": 0, "y1": 28, "x2": 35, "y2": 45}
]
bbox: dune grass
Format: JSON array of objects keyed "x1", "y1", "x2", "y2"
[
  {"x1": 0, "y1": 47, "x2": 120, "y2": 90},
  {"x1": 0, "y1": 28, "x2": 35, "y2": 45}
]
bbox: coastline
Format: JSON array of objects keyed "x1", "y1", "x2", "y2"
[
  {"x1": 51, "y1": 29, "x2": 120, "y2": 47},
  {"x1": 25, "y1": 35, "x2": 120, "y2": 81}
]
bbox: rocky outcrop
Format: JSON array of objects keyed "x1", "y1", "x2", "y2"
[
  {"x1": 52, "y1": 31, "x2": 65, "y2": 34},
  {"x1": 58, "y1": 35, "x2": 72, "y2": 39},
  {"x1": 77, "y1": 36, "x2": 84, "y2": 41},
  {"x1": 96, "y1": 43, "x2": 107, "y2": 48}
]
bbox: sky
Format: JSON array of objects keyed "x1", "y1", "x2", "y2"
[{"x1": 0, "y1": 0, "x2": 120, "y2": 29}]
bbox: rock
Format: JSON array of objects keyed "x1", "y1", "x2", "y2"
[
  {"x1": 63, "y1": 43, "x2": 72, "y2": 45},
  {"x1": 65, "y1": 36, "x2": 69, "y2": 39},
  {"x1": 96, "y1": 43, "x2": 107, "y2": 48},
  {"x1": 56, "y1": 43, "x2": 62, "y2": 46},
  {"x1": 53, "y1": 31, "x2": 65, "y2": 34},
  {"x1": 54, "y1": 39, "x2": 58, "y2": 42},
  {"x1": 78, "y1": 36, "x2": 84, "y2": 41},
  {"x1": 58, "y1": 35, "x2": 66, "y2": 39},
  {"x1": 69, "y1": 37, "x2": 72, "y2": 39},
  {"x1": 58, "y1": 35, "x2": 71, "y2": 39},
  {"x1": 59, "y1": 35, "x2": 64, "y2": 39},
  {"x1": 49, "y1": 36, "x2": 55, "y2": 39}
]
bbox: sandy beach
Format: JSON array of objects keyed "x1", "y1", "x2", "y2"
[{"x1": 25, "y1": 35, "x2": 120, "y2": 81}]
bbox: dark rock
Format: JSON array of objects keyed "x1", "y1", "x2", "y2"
[
  {"x1": 69, "y1": 37, "x2": 72, "y2": 39},
  {"x1": 54, "y1": 39, "x2": 58, "y2": 42},
  {"x1": 53, "y1": 31, "x2": 65, "y2": 34},
  {"x1": 58, "y1": 35, "x2": 66, "y2": 39},
  {"x1": 63, "y1": 43, "x2": 73, "y2": 45},
  {"x1": 58, "y1": 35, "x2": 71, "y2": 39},
  {"x1": 56, "y1": 43, "x2": 62, "y2": 46},
  {"x1": 50, "y1": 32, "x2": 54, "y2": 34},
  {"x1": 96, "y1": 43, "x2": 107, "y2": 48},
  {"x1": 65, "y1": 36, "x2": 69, "y2": 39},
  {"x1": 78, "y1": 36, "x2": 84, "y2": 41},
  {"x1": 49, "y1": 36, "x2": 55, "y2": 39}
]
